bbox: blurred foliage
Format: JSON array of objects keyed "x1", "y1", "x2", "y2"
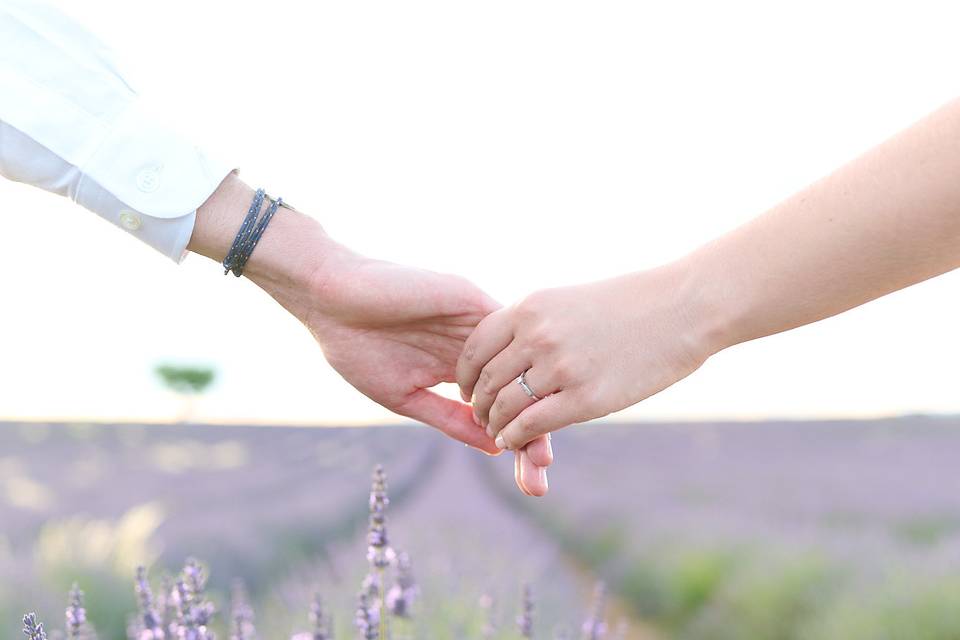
[
  {"x1": 0, "y1": 458, "x2": 54, "y2": 511},
  {"x1": 34, "y1": 502, "x2": 164, "y2": 577},
  {"x1": 802, "y1": 576, "x2": 960, "y2": 640},
  {"x1": 616, "y1": 544, "x2": 742, "y2": 627},
  {"x1": 154, "y1": 365, "x2": 216, "y2": 395},
  {"x1": 894, "y1": 514, "x2": 960, "y2": 546},
  {"x1": 14, "y1": 503, "x2": 166, "y2": 640},
  {"x1": 147, "y1": 439, "x2": 248, "y2": 474},
  {"x1": 475, "y1": 453, "x2": 960, "y2": 640},
  {"x1": 680, "y1": 552, "x2": 838, "y2": 640}
]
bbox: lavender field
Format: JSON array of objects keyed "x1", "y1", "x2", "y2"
[{"x1": 3, "y1": 417, "x2": 960, "y2": 639}]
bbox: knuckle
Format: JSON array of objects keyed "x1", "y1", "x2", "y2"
[
  {"x1": 571, "y1": 389, "x2": 603, "y2": 422},
  {"x1": 481, "y1": 379, "x2": 499, "y2": 399},
  {"x1": 529, "y1": 324, "x2": 559, "y2": 350},
  {"x1": 515, "y1": 416, "x2": 539, "y2": 440},
  {"x1": 552, "y1": 359, "x2": 575, "y2": 383},
  {"x1": 515, "y1": 292, "x2": 545, "y2": 320}
]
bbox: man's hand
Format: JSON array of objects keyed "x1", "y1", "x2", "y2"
[
  {"x1": 306, "y1": 251, "x2": 502, "y2": 452},
  {"x1": 301, "y1": 250, "x2": 555, "y2": 496},
  {"x1": 190, "y1": 173, "x2": 552, "y2": 495}
]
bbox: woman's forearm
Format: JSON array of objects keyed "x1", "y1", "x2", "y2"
[
  {"x1": 459, "y1": 97, "x2": 960, "y2": 452},
  {"x1": 687, "y1": 98, "x2": 960, "y2": 354}
]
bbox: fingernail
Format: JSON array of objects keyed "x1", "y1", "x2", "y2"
[
  {"x1": 472, "y1": 409, "x2": 481, "y2": 427},
  {"x1": 539, "y1": 467, "x2": 548, "y2": 492},
  {"x1": 495, "y1": 434, "x2": 507, "y2": 450}
]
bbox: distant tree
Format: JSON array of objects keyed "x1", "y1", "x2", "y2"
[{"x1": 154, "y1": 364, "x2": 216, "y2": 422}]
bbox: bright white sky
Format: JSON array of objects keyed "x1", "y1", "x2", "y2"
[{"x1": 2, "y1": 0, "x2": 959, "y2": 424}]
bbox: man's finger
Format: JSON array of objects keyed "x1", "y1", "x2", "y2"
[
  {"x1": 514, "y1": 451, "x2": 531, "y2": 496},
  {"x1": 524, "y1": 434, "x2": 554, "y2": 468},
  {"x1": 496, "y1": 392, "x2": 575, "y2": 451},
  {"x1": 456, "y1": 308, "x2": 514, "y2": 402},
  {"x1": 397, "y1": 389, "x2": 501, "y2": 455},
  {"x1": 518, "y1": 447, "x2": 549, "y2": 497}
]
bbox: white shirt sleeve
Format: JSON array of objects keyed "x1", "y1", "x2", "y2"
[{"x1": 0, "y1": 0, "x2": 234, "y2": 262}]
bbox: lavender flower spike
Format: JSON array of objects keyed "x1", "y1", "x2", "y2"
[
  {"x1": 385, "y1": 551, "x2": 418, "y2": 618},
  {"x1": 291, "y1": 592, "x2": 332, "y2": 640},
  {"x1": 229, "y1": 581, "x2": 257, "y2": 640},
  {"x1": 308, "y1": 594, "x2": 331, "y2": 640},
  {"x1": 580, "y1": 582, "x2": 608, "y2": 640},
  {"x1": 134, "y1": 566, "x2": 164, "y2": 640},
  {"x1": 65, "y1": 584, "x2": 89, "y2": 640},
  {"x1": 366, "y1": 465, "x2": 396, "y2": 573},
  {"x1": 170, "y1": 558, "x2": 216, "y2": 640},
  {"x1": 23, "y1": 613, "x2": 47, "y2": 640},
  {"x1": 354, "y1": 593, "x2": 378, "y2": 640},
  {"x1": 517, "y1": 584, "x2": 534, "y2": 639}
]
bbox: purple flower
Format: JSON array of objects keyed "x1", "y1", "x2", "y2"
[
  {"x1": 517, "y1": 584, "x2": 534, "y2": 639},
  {"x1": 133, "y1": 567, "x2": 165, "y2": 640},
  {"x1": 292, "y1": 593, "x2": 331, "y2": 640},
  {"x1": 353, "y1": 593, "x2": 378, "y2": 640},
  {"x1": 308, "y1": 594, "x2": 331, "y2": 640},
  {"x1": 385, "y1": 552, "x2": 418, "y2": 618},
  {"x1": 366, "y1": 466, "x2": 395, "y2": 572},
  {"x1": 580, "y1": 583, "x2": 607, "y2": 640},
  {"x1": 23, "y1": 613, "x2": 47, "y2": 640},
  {"x1": 65, "y1": 584, "x2": 92, "y2": 640},
  {"x1": 169, "y1": 559, "x2": 216, "y2": 640},
  {"x1": 229, "y1": 581, "x2": 256, "y2": 640}
]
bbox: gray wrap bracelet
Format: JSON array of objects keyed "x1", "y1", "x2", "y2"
[{"x1": 222, "y1": 188, "x2": 284, "y2": 277}]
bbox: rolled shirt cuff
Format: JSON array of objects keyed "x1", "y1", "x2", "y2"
[
  {"x1": 73, "y1": 99, "x2": 235, "y2": 262},
  {"x1": 73, "y1": 172, "x2": 199, "y2": 262}
]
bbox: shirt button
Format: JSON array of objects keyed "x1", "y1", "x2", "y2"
[
  {"x1": 119, "y1": 210, "x2": 143, "y2": 231},
  {"x1": 136, "y1": 167, "x2": 161, "y2": 193}
]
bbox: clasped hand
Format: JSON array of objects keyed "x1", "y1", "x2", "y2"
[{"x1": 456, "y1": 265, "x2": 716, "y2": 489}]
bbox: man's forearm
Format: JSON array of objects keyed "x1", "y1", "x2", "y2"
[
  {"x1": 189, "y1": 172, "x2": 351, "y2": 322},
  {"x1": 684, "y1": 98, "x2": 960, "y2": 355}
]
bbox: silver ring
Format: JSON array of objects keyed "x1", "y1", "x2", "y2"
[{"x1": 516, "y1": 369, "x2": 541, "y2": 401}]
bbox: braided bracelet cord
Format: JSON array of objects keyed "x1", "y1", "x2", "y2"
[
  {"x1": 222, "y1": 188, "x2": 283, "y2": 277},
  {"x1": 232, "y1": 196, "x2": 283, "y2": 276},
  {"x1": 223, "y1": 188, "x2": 265, "y2": 275}
]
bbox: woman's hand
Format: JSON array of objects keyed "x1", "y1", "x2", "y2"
[{"x1": 456, "y1": 262, "x2": 718, "y2": 451}]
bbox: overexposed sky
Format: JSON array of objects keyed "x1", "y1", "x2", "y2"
[{"x1": 2, "y1": 0, "x2": 959, "y2": 424}]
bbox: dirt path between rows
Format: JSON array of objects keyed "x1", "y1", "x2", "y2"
[{"x1": 382, "y1": 439, "x2": 660, "y2": 639}]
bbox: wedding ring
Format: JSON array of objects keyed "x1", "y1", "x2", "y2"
[{"x1": 516, "y1": 369, "x2": 541, "y2": 401}]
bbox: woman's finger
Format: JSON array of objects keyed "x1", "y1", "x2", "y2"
[
  {"x1": 487, "y1": 367, "x2": 557, "y2": 439},
  {"x1": 472, "y1": 345, "x2": 531, "y2": 434},
  {"x1": 518, "y1": 447, "x2": 548, "y2": 497},
  {"x1": 496, "y1": 392, "x2": 577, "y2": 451},
  {"x1": 456, "y1": 308, "x2": 514, "y2": 401}
]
